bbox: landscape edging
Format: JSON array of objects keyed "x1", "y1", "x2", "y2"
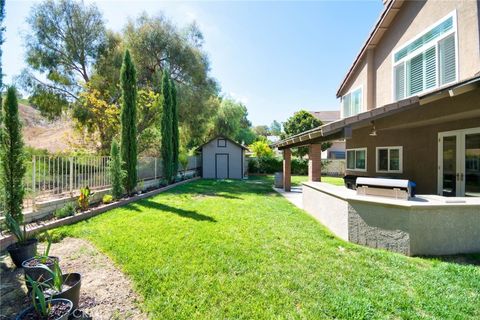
[{"x1": 0, "y1": 177, "x2": 200, "y2": 251}]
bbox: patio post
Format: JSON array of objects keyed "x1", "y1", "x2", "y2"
[
  {"x1": 283, "y1": 148, "x2": 291, "y2": 191},
  {"x1": 308, "y1": 144, "x2": 322, "y2": 182}
]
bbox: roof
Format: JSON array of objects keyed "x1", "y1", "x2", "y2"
[
  {"x1": 196, "y1": 136, "x2": 249, "y2": 151},
  {"x1": 274, "y1": 75, "x2": 480, "y2": 149},
  {"x1": 310, "y1": 111, "x2": 340, "y2": 124},
  {"x1": 336, "y1": 0, "x2": 405, "y2": 97}
]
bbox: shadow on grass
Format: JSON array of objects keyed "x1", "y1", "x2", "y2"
[
  {"x1": 134, "y1": 199, "x2": 217, "y2": 222},
  {"x1": 421, "y1": 253, "x2": 480, "y2": 266}
]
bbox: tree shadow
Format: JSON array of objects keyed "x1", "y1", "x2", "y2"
[{"x1": 135, "y1": 199, "x2": 217, "y2": 222}]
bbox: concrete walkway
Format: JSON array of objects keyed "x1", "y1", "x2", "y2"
[{"x1": 273, "y1": 186, "x2": 303, "y2": 209}]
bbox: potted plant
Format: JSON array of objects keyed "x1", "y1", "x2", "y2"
[
  {"x1": 17, "y1": 276, "x2": 73, "y2": 320},
  {"x1": 41, "y1": 260, "x2": 81, "y2": 310},
  {"x1": 5, "y1": 214, "x2": 38, "y2": 268},
  {"x1": 23, "y1": 232, "x2": 59, "y2": 291}
]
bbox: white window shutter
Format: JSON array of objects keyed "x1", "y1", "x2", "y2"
[
  {"x1": 394, "y1": 63, "x2": 405, "y2": 100},
  {"x1": 425, "y1": 46, "x2": 437, "y2": 89},
  {"x1": 439, "y1": 34, "x2": 456, "y2": 85},
  {"x1": 407, "y1": 53, "x2": 424, "y2": 95}
]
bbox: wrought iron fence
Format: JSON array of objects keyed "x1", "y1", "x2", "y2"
[{"x1": 1, "y1": 154, "x2": 201, "y2": 216}]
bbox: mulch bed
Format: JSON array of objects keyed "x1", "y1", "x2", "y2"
[{"x1": 0, "y1": 238, "x2": 147, "y2": 320}]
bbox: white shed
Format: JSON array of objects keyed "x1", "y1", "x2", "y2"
[{"x1": 198, "y1": 136, "x2": 248, "y2": 179}]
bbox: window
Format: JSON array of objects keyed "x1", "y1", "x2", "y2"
[
  {"x1": 217, "y1": 139, "x2": 227, "y2": 147},
  {"x1": 346, "y1": 148, "x2": 367, "y2": 171},
  {"x1": 342, "y1": 87, "x2": 362, "y2": 118},
  {"x1": 376, "y1": 147, "x2": 403, "y2": 173},
  {"x1": 393, "y1": 12, "x2": 457, "y2": 101}
]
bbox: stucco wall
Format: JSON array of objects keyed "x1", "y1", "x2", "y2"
[
  {"x1": 345, "y1": 89, "x2": 480, "y2": 194},
  {"x1": 339, "y1": 0, "x2": 480, "y2": 109},
  {"x1": 303, "y1": 182, "x2": 480, "y2": 256},
  {"x1": 202, "y1": 137, "x2": 244, "y2": 179}
]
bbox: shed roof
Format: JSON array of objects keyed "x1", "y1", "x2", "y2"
[{"x1": 196, "y1": 136, "x2": 249, "y2": 151}]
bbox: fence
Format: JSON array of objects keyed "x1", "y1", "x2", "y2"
[{"x1": 1, "y1": 154, "x2": 201, "y2": 217}]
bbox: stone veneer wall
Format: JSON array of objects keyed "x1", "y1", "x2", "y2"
[{"x1": 348, "y1": 204, "x2": 410, "y2": 255}]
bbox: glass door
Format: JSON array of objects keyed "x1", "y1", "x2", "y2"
[{"x1": 438, "y1": 128, "x2": 480, "y2": 197}]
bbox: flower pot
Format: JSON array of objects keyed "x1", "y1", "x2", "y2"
[
  {"x1": 22, "y1": 256, "x2": 59, "y2": 291},
  {"x1": 16, "y1": 298, "x2": 73, "y2": 320},
  {"x1": 6, "y1": 238, "x2": 38, "y2": 268},
  {"x1": 48, "y1": 273, "x2": 82, "y2": 311}
]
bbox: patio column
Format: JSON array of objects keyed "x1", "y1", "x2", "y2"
[
  {"x1": 308, "y1": 144, "x2": 322, "y2": 182},
  {"x1": 283, "y1": 148, "x2": 291, "y2": 192}
]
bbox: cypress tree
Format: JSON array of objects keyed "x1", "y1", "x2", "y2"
[
  {"x1": 109, "y1": 138, "x2": 125, "y2": 199},
  {"x1": 1, "y1": 87, "x2": 26, "y2": 226},
  {"x1": 171, "y1": 79, "x2": 179, "y2": 178},
  {"x1": 120, "y1": 49, "x2": 137, "y2": 194},
  {"x1": 161, "y1": 72, "x2": 173, "y2": 182}
]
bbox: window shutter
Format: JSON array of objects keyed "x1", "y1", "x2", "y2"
[
  {"x1": 425, "y1": 46, "x2": 437, "y2": 89},
  {"x1": 394, "y1": 63, "x2": 405, "y2": 100},
  {"x1": 407, "y1": 53, "x2": 424, "y2": 95},
  {"x1": 439, "y1": 34, "x2": 456, "y2": 85},
  {"x1": 343, "y1": 94, "x2": 351, "y2": 117}
]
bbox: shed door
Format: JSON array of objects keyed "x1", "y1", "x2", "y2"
[{"x1": 215, "y1": 154, "x2": 229, "y2": 179}]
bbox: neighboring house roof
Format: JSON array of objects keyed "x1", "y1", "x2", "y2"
[
  {"x1": 336, "y1": 0, "x2": 405, "y2": 97},
  {"x1": 274, "y1": 75, "x2": 480, "y2": 149},
  {"x1": 310, "y1": 111, "x2": 341, "y2": 124},
  {"x1": 196, "y1": 136, "x2": 249, "y2": 151}
]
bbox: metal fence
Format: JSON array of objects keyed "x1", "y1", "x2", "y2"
[{"x1": 1, "y1": 154, "x2": 201, "y2": 215}]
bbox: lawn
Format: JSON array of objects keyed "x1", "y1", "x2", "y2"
[
  {"x1": 52, "y1": 177, "x2": 479, "y2": 319},
  {"x1": 291, "y1": 175, "x2": 344, "y2": 186}
]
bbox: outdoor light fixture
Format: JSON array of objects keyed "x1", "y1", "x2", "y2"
[{"x1": 369, "y1": 121, "x2": 377, "y2": 136}]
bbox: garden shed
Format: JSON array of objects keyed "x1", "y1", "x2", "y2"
[{"x1": 198, "y1": 136, "x2": 248, "y2": 179}]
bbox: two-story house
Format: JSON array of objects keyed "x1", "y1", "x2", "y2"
[{"x1": 275, "y1": 0, "x2": 480, "y2": 196}]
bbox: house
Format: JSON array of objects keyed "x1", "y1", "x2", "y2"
[
  {"x1": 310, "y1": 111, "x2": 345, "y2": 159},
  {"x1": 197, "y1": 136, "x2": 248, "y2": 179},
  {"x1": 272, "y1": 0, "x2": 480, "y2": 255}
]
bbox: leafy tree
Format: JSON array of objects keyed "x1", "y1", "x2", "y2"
[
  {"x1": 1, "y1": 87, "x2": 26, "y2": 226},
  {"x1": 270, "y1": 120, "x2": 282, "y2": 136},
  {"x1": 120, "y1": 50, "x2": 138, "y2": 194},
  {"x1": 161, "y1": 72, "x2": 173, "y2": 182},
  {"x1": 109, "y1": 139, "x2": 125, "y2": 199},
  {"x1": 236, "y1": 128, "x2": 257, "y2": 146},
  {"x1": 20, "y1": 0, "x2": 107, "y2": 119},
  {"x1": 171, "y1": 80, "x2": 179, "y2": 177},
  {"x1": 282, "y1": 110, "x2": 331, "y2": 158},
  {"x1": 253, "y1": 125, "x2": 270, "y2": 137},
  {"x1": 212, "y1": 98, "x2": 251, "y2": 143},
  {"x1": 249, "y1": 140, "x2": 274, "y2": 158}
]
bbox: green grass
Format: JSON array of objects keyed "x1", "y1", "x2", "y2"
[
  {"x1": 52, "y1": 177, "x2": 479, "y2": 319},
  {"x1": 291, "y1": 175, "x2": 344, "y2": 186}
]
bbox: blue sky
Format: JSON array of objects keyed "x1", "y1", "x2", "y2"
[{"x1": 4, "y1": 0, "x2": 383, "y2": 126}]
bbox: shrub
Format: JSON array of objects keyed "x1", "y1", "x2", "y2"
[
  {"x1": 291, "y1": 158, "x2": 308, "y2": 175},
  {"x1": 249, "y1": 140, "x2": 274, "y2": 158},
  {"x1": 109, "y1": 139, "x2": 126, "y2": 199},
  {"x1": 102, "y1": 194, "x2": 113, "y2": 204},
  {"x1": 258, "y1": 157, "x2": 282, "y2": 173},
  {"x1": 54, "y1": 203, "x2": 76, "y2": 219},
  {"x1": 78, "y1": 186, "x2": 93, "y2": 211}
]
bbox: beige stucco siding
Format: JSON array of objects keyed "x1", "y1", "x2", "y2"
[
  {"x1": 375, "y1": 0, "x2": 480, "y2": 107},
  {"x1": 339, "y1": 0, "x2": 480, "y2": 110}
]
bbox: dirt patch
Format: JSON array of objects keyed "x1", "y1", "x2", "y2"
[{"x1": 0, "y1": 238, "x2": 148, "y2": 319}]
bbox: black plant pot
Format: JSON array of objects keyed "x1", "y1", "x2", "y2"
[
  {"x1": 49, "y1": 273, "x2": 82, "y2": 311},
  {"x1": 6, "y1": 238, "x2": 38, "y2": 268},
  {"x1": 22, "y1": 256, "x2": 59, "y2": 291},
  {"x1": 16, "y1": 298, "x2": 73, "y2": 320}
]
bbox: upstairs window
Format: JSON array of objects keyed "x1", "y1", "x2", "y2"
[
  {"x1": 393, "y1": 12, "x2": 457, "y2": 101},
  {"x1": 342, "y1": 87, "x2": 362, "y2": 118}
]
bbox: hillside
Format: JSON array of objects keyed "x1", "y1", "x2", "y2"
[{"x1": 19, "y1": 103, "x2": 83, "y2": 154}]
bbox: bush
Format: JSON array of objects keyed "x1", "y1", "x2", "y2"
[
  {"x1": 247, "y1": 156, "x2": 309, "y2": 175},
  {"x1": 291, "y1": 158, "x2": 308, "y2": 175},
  {"x1": 102, "y1": 194, "x2": 113, "y2": 204},
  {"x1": 54, "y1": 202, "x2": 76, "y2": 219}
]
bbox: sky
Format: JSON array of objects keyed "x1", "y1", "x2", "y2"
[{"x1": 3, "y1": 0, "x2": 383, "y2": 126}]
